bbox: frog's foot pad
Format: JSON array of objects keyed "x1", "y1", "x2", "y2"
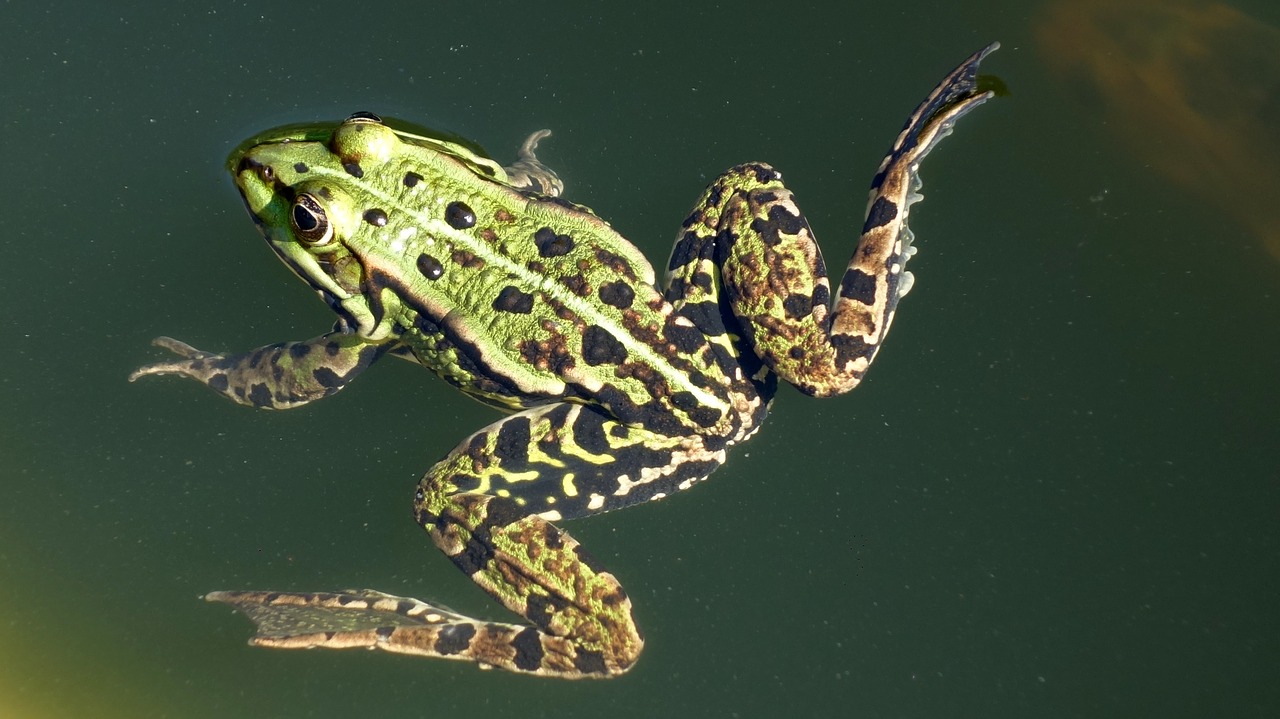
[{"x1": 204, "y1": 589, "x2": 468, "y2": 648}]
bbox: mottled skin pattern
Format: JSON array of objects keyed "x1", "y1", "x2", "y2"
[{"x1": 131, "y1": 45, "x2": 998, "y2": 678}]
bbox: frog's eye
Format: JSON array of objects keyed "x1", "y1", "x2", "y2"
[
  {"x1": 291, "y1": 194, "x2": 333, "y2": 246},
  {"x1": 345, "y1": 111, "x2": 383, "y2": 124}
]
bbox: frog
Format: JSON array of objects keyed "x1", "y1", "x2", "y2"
[{"x1": 130, "y1": 44, "x2": 999, "y2": 678}]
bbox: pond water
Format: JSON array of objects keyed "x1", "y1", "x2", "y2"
[{"x1": 4, "y1": 1, "x2": 1278, "y2": 716}]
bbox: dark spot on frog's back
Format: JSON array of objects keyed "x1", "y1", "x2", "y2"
[
  {"x1": 403, "y1": 171, "x2": 423, "y2": 187},
  {"x1": 342, "y1": 162, "x2": 363, "y2": 178},
  {"x1": 363, "y1": 208, "x2": 388, "y2": 227},
  {"x1": 519, "y1": 334, "x2": 576, "y2": 375},
  {"x1": 533, "y1": 227, "x2": 574, "y2": 258},
  {"x1": 581, "y1": 325, "x2": 627, "y2": 366},
  {"x1": 594, "y1": 248, "x2": 636, "y2": 281},
  {"x1": 560, "y1": 274, "x2": 591, "y2": 297},
  {"x1": 417, "y1": 254, "x2": 444, "y2": 281},
  {"x1": 493, "y1": 285, "x2": 535, "y2": 314},
  {"x1": 597, "y1": 280, "x2": 635, "y2": 309},
  {"x1": 451, "y1": 249, "x2": 485, "y2": 269},
  {"x1": 444, "y1": 201, "x2": 476, "y2": 229},
  {"x1": 293, "y1": 162, "x2": 309, "y2": 174}
]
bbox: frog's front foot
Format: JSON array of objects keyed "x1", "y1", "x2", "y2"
[
  {"x1": 128, "y1": 336, "x2": 217, "y2": 380},
  {"x1": 504, "y1": 129, "x2": 564, "y2": 196},
  {"x1": 129, "y1": 332, "x2": 387, "y2": 409}
]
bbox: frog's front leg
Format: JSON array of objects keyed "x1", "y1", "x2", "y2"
[
  {"x1": 129, "y1": 331, "x2": 389, "y2": 409},
  {"x1": 667, "y1": 44, "x2": 997, "y2": 398},
  {"x1": 502, "y1": 129, "x2": 565, "y2": 197},
  {"x1": 206, "y1": 401, "x2": 728, "y2": 678}
]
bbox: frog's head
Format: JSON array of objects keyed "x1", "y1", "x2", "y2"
[
  {"x1": 229, "y1": 114, "x2": 398, "y2": 338},
  {"x1": 228, "y1": 113, "x2": 514, "y2": 340}
]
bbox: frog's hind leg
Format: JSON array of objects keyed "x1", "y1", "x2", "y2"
[
  {"x1": 669, "y1": 44, "x2": 998, "y2": 398},
  {"x1": 206, "y1": 401, "x2": 726, "y2": 678},
  {"x1": 205, "y1": 500, "x2": 634, "y2": 678}
]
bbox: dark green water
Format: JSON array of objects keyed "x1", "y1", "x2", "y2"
[{"x1": 5, "y1": 1, "x2": 1278, "y2": 717}]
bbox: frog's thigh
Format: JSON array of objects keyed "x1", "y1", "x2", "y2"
[
  {"x1": 410, "y1": 403, "x2": 727, "y2": 673},
  {"x1": 420, "y1": 402, "x2": 728, "y2": 521},
  {"x1": 687, "y1": 59, "x2": 992, "y2": 398},
  {"x1": 417, "y1": 490, "x2": 643, "y2": 675},
  {"x1": 696, "y1": 168, "x2": 850, "y2": 394}
]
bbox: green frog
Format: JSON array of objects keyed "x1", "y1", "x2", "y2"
[{"x1": 131, "y1": 44, "x2": 998, "y2": 678}]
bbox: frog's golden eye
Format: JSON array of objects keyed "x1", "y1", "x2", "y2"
[{"x1": 291, "y1": 194, "x2": 333, "y2": 246}]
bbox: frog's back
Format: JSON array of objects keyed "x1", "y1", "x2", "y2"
[
  {"x1": 381, "y1": 156, "x2": 676, "y2": 410},
  {"x1": 246, "y1": 118, "x2": 737, "y2": 434}
]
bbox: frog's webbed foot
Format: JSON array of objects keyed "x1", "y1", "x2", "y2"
[
  {"x1": 204, "y1": 590, "x2": 498, "y2": 655},
  {"x1": 503, "y1": 129, "x2": 565, "y2": 196},
  {"x1": 207, "y1": 523, "x2": 639, "y2": 677},
  {"x1": 205, "y1": 589, "x2": 467, "y2": 640},
  {"x1": 132, "y1": 336, "x2": 216, "y2": 362}
]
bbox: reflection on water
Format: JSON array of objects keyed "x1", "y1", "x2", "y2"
[{"x1": 1037, "y1": 0, "x2": 1280, "y2": 261}]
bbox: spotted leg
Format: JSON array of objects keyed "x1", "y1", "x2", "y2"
[
  {"x1": 666, "y1": 43, "x2": 997, "y2": 397},
  {"x1": 207, "y1": 401, "x2": 727, "y2": 677},
  {"x1": 129, "y1": 332, "x2": 388, "y2": 409}
]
